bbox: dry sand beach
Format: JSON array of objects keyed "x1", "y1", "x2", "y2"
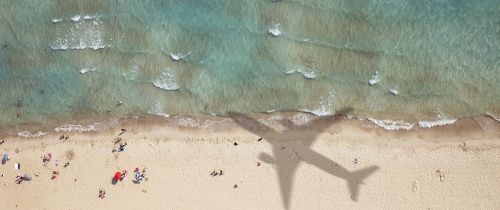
[{"x1": 0, "y1": 114, "x2": 499, "y2": 210}]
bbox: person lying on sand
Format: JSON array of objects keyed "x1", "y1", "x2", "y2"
[
  {"x1": 51, "y1": 171, "x2": 59, "y2": 180},
  {"x1": 2, "y1": 152, "x2": 9, "y2": 164},
  {"x1": 112, "y1": 141, "x2": 127, "y2": 153},
  {"x1": 120, "y1": 170, "x2": 128, "y2": 181},
  {"x1": 134, "y1": 168, "x2": 144, "y2": 183},
  {"x1": 42, "y1": 153, "x2": 52, "y2": 163},
  {"x1": 118, "y1": 142, "x2": 128, "y2": 152},
  {"x1": 118, "y1": 128, "x2": 127, "y2": 136},
  {"x1": 210, "y1": 169, "x2": 224, "y2": 176},
  {"x1": 15, "y1": 174, "x2": 32, "y2": 184},
  {"x1": 134, "y1": 167, "x2": 148, "y2": 183},
  {"x1": 98, "y1": 189, "x2": 106, "y2": 199},
  {"x1": 15, "y1": 175, "x2": 24, "y2": 184}
]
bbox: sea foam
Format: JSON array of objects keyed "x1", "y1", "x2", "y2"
[
  {"x1": 299, "y1": 91, "x2": 335, "y2": 116},
  {"x1": 285, "y1": 63, "x2": 318, "y2": 79},
  {"x1": 54, "y1": 123, "x2": 102, "y2": 132},
  {"x1": 268, "y1": 24, "x2": 282, "y2": 37},
  {"x1": 71, "y1": 15, "x2": 81, "y2": 22},
  {"x1": 148, "y1": 100, "x2": 170, "y2": 118},
  {"x1": 367, "y1": 118, "x2": 415, "y2": 130},
  {"x1": 418, "y1": 118, "x2": 457, "y2": 128},
  {"x1": 389, "y1": 88, "x2": 399, "y2": 95},
  {"x1": 169, "y1": 51, "x2": 191, "y2": 61},
  {"x1": 368, "y1": 71, "x2": 381, "y2": 86},
  {"x1": 80, "y1": 67, "x2": 96, "y2": 74},
  {"x1": 50, "y1": 15, "x2": 106, "y2": 50},
  {"x1": 51, "y1": 18, "x2": 63, "y2": 23},
  {"x1": 17, "y1": 131, "x2": 47, "y2": 138},
  {"x1": 153, "y1": 69, "x2": 180, "y2": 91}
]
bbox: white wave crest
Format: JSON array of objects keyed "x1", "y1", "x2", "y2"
[
  {"x1": 80, "y1": 67, "x2": 96, "y2": 74},
  {"x1": 50, "y1": 17, "x2": 106, "y2": 50},
  {"x1": 368, "y1": 71, "x2": 381, "y2": 86},
  {"x1": 54, "y1": 123, "x2": 102, "y2": 132},
  {"x1": 18, "y1": 131, "x2": 47, "y2": 138},
  {"x1": 418, "y1": 119, "x2": 457, "y2": 128},
  {"x1": 285, "y1": 63, "x2": 318, "y2": 79},
  {"x1": 52, "y1": 18, "x2": 63, "y2": 23},
  {"x1": 80, "y1": 59, "x2": 96, "y2": 74},
  {"x1": 83, "y1": 15, "x2": 95, "y2": 20},
  {"x1": 71, "y1": 15, "x2": 81, "y2": 22},
  {"x1": 169, "y1": 51, "x2": 191, "y2": 61},
  {"x1": 153, "y1": 69, "x2": 180, "y2": 91},
  {"x1": 268, "y1": 24, "x2": 282, "y2": 37},
  {"x1": 389, "y1": 88, "x2": 399, "y2": 95},
  {"x1": 367, "y1": 118, "x2": 415, "y2": 130}
]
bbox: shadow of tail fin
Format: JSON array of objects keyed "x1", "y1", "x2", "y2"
[{"x1": 346, "y1": 166, "x2": 379, "y2": 201}]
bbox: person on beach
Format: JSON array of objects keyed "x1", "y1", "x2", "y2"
[
  {"x1": 118, "y1": 142, "x2": 128, "y2": 152},
  {"x1": 42, "y1": 153, "x2": 52, "y2": 166},
  {"x1": 15, "y1": 174, "x2": 32, "y2": 184},
  {"x1": 98, "y1": 189, "x2": 106, "y2": 199},
  {"x1": 51, "y1": 171, "x2": 59, "y2": 180},
  {"x1": 2, "y1": 152, "x2": 9, "y2": 164},
  {"x1": 119, "y1": 128, "x2": 127, "y2": 136},
  {"x1": 134, "y1": 167, "x2": 147, "y2": 183},
  {"x1": 42, "y1": 153, "x2": 52, "y2": 162},
  {"x1": 134, "y1": 168, "x2": 143, "y2": 183},
  {"x1": 120, "y1": 170, "x2": 128, "y2": 181},
  {"x1": 15, "y1": 175, "x2": 23, "y2": 184}
]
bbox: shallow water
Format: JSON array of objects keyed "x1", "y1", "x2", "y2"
[{"x1": 0, "y1": 0, "x2": 499, "y2": 131}]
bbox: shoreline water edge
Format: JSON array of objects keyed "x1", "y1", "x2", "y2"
[{"x1": 5, "y1": 111, "x2": 499, "y2": 140}]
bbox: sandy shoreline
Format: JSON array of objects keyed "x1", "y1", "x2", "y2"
[{"x1": 0, "y1": 115, "x2": 499, "y2": 209}]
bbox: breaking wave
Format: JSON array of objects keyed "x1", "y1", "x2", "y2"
[
  {"x1": 366, "y1": 118, "x2": 415, "y2": 130},
  {"x1": 17, "y1": 131, "x2": 47, "y2": 138},
  {"x1": 153, "y1": 69, "x2": 180, "y2": 91},
  {"x1": 54, "y1": 123, "x2": 103, "y2": 132},
  {"x1": 50, "y1": 15, "x2": 106, "y2": 50},
  {"x1": 284, "y1": 63, "x2": 318, "y2": 79},
  {"x1": 418, "y1": 119, "x2": 457, "y2": 128}
]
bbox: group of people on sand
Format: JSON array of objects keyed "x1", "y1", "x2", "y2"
[
  {"x1": 113, "y1": 167, "x2": 147, "y2": 183},
  {"x1": 99, "y1": 128, "x2": 148, "y2": 199},
  {"x1": 112, "y1": 141, "x2": 128, "y2": 153},
  {"x1": 58, "y1": 135, "x2": 69, "y2": 140}
]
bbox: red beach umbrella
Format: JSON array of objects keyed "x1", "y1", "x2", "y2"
[{"x1": 113, "y1": 171, "x2": 121, "y2": 181}]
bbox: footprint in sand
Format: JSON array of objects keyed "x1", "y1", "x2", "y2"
[
  {"x1": 412, "y1": 181, "x2": 419, "y2": 192},
  {"x1": 436, "y1": 170, "x2": 445, "y2": 182}
]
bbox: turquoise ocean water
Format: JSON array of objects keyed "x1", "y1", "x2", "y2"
[{"x1": 0, "y1": 0, "x2": 499, "y2": 133}]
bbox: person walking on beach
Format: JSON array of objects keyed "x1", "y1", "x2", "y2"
[{"x1": 2, "y1": 152, "x2": 9, "y2": 164}]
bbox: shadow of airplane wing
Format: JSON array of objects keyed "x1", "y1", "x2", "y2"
[
  {"x1": 346, "y1": 166, "x2": 379, "y2": 201},
  {"x1": 302, "y1": 149, "x2": 379, "y2": 201},
  {"x1": 228, "y1": 112, "x2": 278, "y2": 140}
]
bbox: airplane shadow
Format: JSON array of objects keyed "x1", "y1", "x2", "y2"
[{"x1": 228, "y1": 111, "x2": 379, "y2": 209}]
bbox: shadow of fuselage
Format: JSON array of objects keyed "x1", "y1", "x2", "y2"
[{"x1": 228, "y1": 112, "x2": 379, "y2": 209}]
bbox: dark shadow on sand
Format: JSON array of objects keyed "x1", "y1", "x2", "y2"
[{"x1": 228, "y1": 110, "x2": 379, "y2": 209}]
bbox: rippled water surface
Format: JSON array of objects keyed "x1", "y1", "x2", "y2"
[{"x1": 0, "y1": 0, "x2": 499, "y2": 131}]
